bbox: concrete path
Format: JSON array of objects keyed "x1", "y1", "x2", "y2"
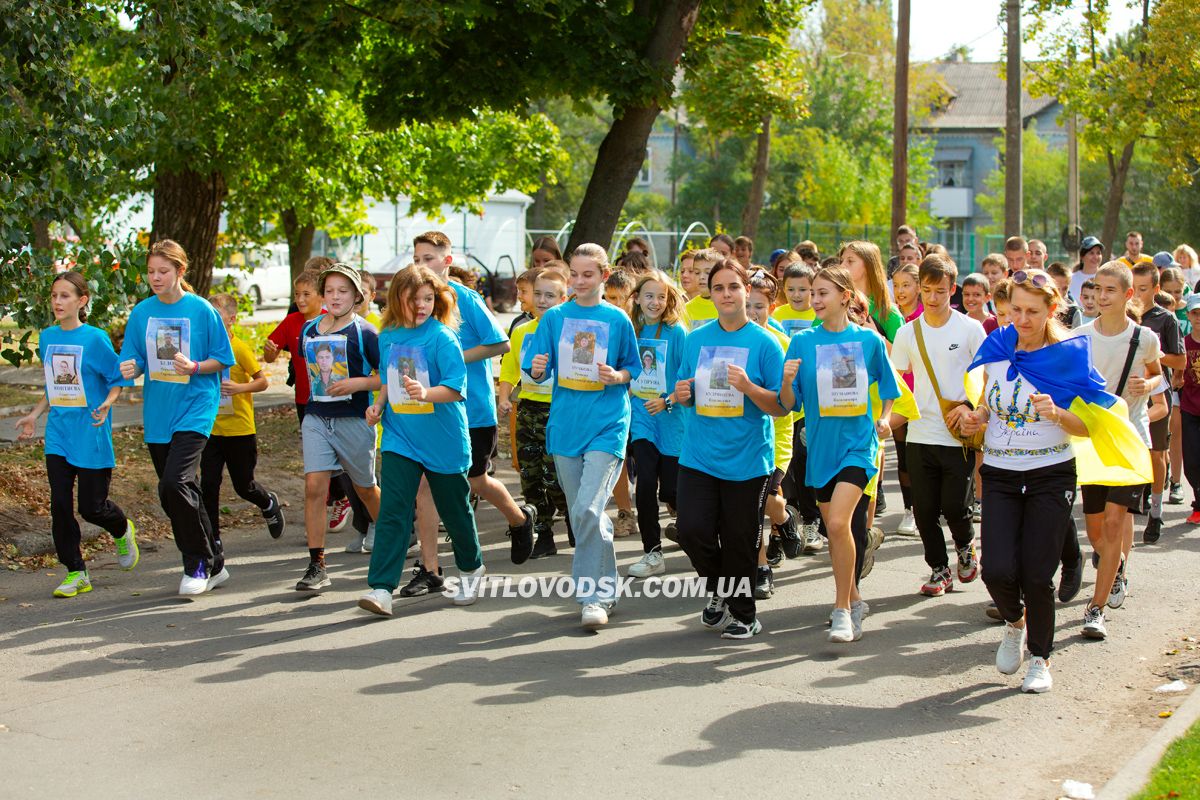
[{"x1": 1, "y1": 463, "x2": 1197, "y2": 799}]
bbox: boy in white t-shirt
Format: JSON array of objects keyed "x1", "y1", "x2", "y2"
[
  {"x1": 1070, "y1": 262, "x2": 1162, "y2": 640},
  {"x1": 890, "y1": 254, "x2": 987, "y2": 598}
]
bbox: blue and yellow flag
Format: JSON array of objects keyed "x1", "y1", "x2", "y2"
[{"x1": 968, "y1": 326, "x2": 1151, "y2": 486}]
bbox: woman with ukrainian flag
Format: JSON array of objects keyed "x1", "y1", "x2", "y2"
[{"x1": 960, "y1": 268, "x2": 1151, "y2": 694}]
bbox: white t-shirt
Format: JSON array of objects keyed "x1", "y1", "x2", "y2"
[
  {"x1": 891, "y1": 311, "x2": 987, "y2": 447},
  {"x1": 1069, "y1": 269, "x2": 1099, "y2": 305},
  {"x1": 1071, "y1": 320, "x2": 1162, "y2": 447},
  {"x1": 979, "y1": 359, "x2": 1073, "y2": 470}
]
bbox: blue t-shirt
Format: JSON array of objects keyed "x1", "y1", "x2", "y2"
[
  {"x1": 522, "y1": 300, "x2": 641, "y2": 458},
  {"x1": 449, "y1": 281, "x2": 508, "y2": 429},
  {"x1": 678, "y1": 320, "x2": 783, "y2": 481},
  {"x1": 39, "y1": 324, "x2": 132, "y2": 469},
  {"x1": 119, "y1": 293, "x2": 234, "y2": 444},
  {"x1": 784, "y1": 323, "x2": 901, "y2": 488},
  {"x1": 629, "y1": 321, "x2": 687, "y2": 457},
  {"x1": 379, "y1": 318, "x2": 470, "y2": 474},
  {"x1": 299, "y1": 314, "x2": 380, "y2": 419}
]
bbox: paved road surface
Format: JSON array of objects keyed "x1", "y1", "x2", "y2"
[{"x1": 1, "y1": 459, "x2": 1197, "y2": 799}]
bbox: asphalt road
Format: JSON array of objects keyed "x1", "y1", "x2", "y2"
[{"x1": 1, "y1": 456, "x2": 1197, "y2": 799}]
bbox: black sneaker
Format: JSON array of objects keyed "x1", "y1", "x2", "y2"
[
  {"x1": 875, "y1": 492, "x2": 887, "y2": 514},
  {"x1": 1091, "y1": 550, "x2": 1099, "y2": 569},
  {"x1": 1058, "y1": 558, "x2": 1083, "y2": 602},
  {"x1": 530, "y1": 526, "x2": 557, "y2": 559},
  {"x1": 766, "y1": 535, "x2": 783, "y2": 566},
  {"x1": 1143, "y1": 515, "x2": 1163, "y2": 544},
  {"x1": 754, "y1": 565, "x2": 774, "y2": 599},
  {"x1": 778, "y1": 506, "x2": 802, "y2": 559},
  {"x1": 295, "y1": 561, "x2": 330, "y2": 591},
  {"x1": 701, "y1": 595, "x2": 731, "y2": 629},
  {"x1": 399, "y1": 562, "x2": 445, "y2": 597},
  {"x1": 263, "y1": 492, "x2": 286, "y2": 539},
  {"x1": 508, "y1": 504, "x2": 537, "y2": 565}
]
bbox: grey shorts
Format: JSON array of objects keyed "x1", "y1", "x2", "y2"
[{"x1": 301, "y1": 413, "x2": 377, "y2": 488}]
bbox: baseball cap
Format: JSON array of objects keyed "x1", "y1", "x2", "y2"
[
  {"x1": 1079, "y1": 236, "x2": 1102, "y2": 255},
  {"x1": 769, "y1": 248, "x2": 788, "y2": 265},
  {"x1": 1187, "y1": 294, "x2": 1200, "y2": 313},
  {"x1": 318, "y1": 262, "x2": 366, "y2": 304},
  {"x1": 1152, "y1": 251, "x2": 1179, "y2": 269}
]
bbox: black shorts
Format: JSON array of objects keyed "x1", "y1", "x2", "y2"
[
  {"x1": 1081, "y1": 483, "x2": 1149, "y2": 515},
  {"x1": 1149, "y1": 413, "x2": 1170, "y2": 451},
  {"x1": 766, "y1": 467, "x2": 785, "y2": 496},
  {"x1": 816, "y1": 466, "x2": 870, "y2": 504},
  {"x1": 468, "y1": 426, "x2": 498, "y2": 478}
]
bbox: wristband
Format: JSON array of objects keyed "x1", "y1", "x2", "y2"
[
  {"x1": 663, "y1": 395, "x2": 673, "y2": 412},
  {"x1": 192, "y1": 361, "x2": 200, "y2": 376}
]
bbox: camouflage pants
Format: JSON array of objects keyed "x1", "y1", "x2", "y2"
[{"x1": 516, "y1": 400, "x2": 569, "y2": 531}]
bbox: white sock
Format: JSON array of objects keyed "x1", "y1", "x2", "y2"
[{"x1": 1151, "y1": 492, "x2": 1163, "y2": 519}]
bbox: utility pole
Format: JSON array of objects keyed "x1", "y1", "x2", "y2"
[
  {"x1": 1066, "y1": 44, "x2": 1079, "y2": 247},
  {"x1": 1005, "y1": 0, "x2": 1023, "y2": 236},
  {"x1": 890, "y1": 0, "x2": 910, "y2": 253}
]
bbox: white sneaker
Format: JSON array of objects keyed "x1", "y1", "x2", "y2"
[
  {"x1": 628, "y1": 550, "x2": 665, "y2": 578},
  {"x1": 1082, "y1": 605, "x2": 1107, "y2": 639},
  {"x1": 581, "y1": 602, "x2": 609, "y2": 629},
  {"x1": 829, "y1": 607, "x2": 858, "y2": 642},
  {"x1": 897, "y1": 509, "x2": 917, "y2": 536},
  {"x1": 1021, "y1": 657, "x2": 1053, "y2": 693},
  {"x1": 363, "y1": 522, "x2": 376, "y2": 553},
  {"x1": 452, "y1": 565, "x2": 486, "y2": 606},
  {"x1": 206, "y1": 567, "x2": 231, "y2": 592},
  {"x1": 801, "y1": 523, "x2": 823, "y2": 553},
  {"x1": 850, "y1": 599, "x2": 869, "y2": 639},
  {"x1": 179, "y1": 567, "x2": 209, "y2": 596},
  {"x1": 996, "y1": 621, "x2": 1027, "y2": 675},
  {"x1": 358, "y1": 588, "x2": 393, "y2": 616}
]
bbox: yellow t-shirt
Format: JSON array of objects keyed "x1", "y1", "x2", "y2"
[
  {"x1": 364, "y1": 311, "x2": 382, "y2": 330},
  {"x1": 771, "y1": 304, "x2": 817, "y2": 338},
  {"x1": 499, "y1": 318, "x2": 552, "y2": 404},
  {"x1": 684, "y1": 295, "x2": 718, "y2": 330},
  {"x1": 212, "y1": 336, "x2": 261, "y2": 437},
  {"x1": 863, "y1": 369, "x2": 921, "y2": 498},
  {"x1": 767, "y1": 327, "x2": 795, "y2": 471}
]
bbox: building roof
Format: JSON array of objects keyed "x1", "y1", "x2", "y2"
[{"x1": 921, "y1": 61, "x2": 1058, "y2": 131}]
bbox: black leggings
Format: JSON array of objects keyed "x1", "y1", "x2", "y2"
[
  {"x1": 783, "y1": 418, "x2": 819, "y2": 523},
  {"x1": 147, "y1": 431, "x2": 218, "y2": 574},
  {"x1": 46, "y1": 455, "x2": 127, "y2": 572},
  {"x1": 676, "y1": 466, "x2": 768, "y2": 624},
  {"x1": 980, "y1": 459, "x2": 1077, "y2": 659},
  {"x1": 631, "y1": 438, "x2": 678, "y2": 553},
  {"x1": 200, "y1": 433, "x2": 273, "y2": 539}
]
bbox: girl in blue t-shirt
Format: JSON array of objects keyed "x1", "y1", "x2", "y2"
[
  {"x1": 118, "y1": 240, "x2": 235, "y2": 598},
  {"x1": 17, "y1": 272, "x2": 137, "y2": 598},
  {"x1": 626, "y1": 269, "x2": 688, "y2": 581},
  {"x1": 781, "y1": 266, "x2": 899, "y2": 644},
  {"x1": 674, "y1": 260, "x2": 787, "y2": 640},
  {"x1": 524, "y1": 243, "x2": 642, "y2": 630},
  {"x1": 357, "y1": 266, "x2": 485, "y2": 616}
]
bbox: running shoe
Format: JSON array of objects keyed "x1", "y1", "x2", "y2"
[
  {"x1": 207, "y1": 567, "x2": 230, "y2": 591},
  {"x1": 701, "y1": 595, "x2": 731, "y2": 630},
  {"x1": 829, "y1": 608, "x2": 858, "y2": 642},
  {"x1": 179, "y1": 563, "x2": 209, "y2": 596},
  {"x1": 1058, "y1": 559, "x2": 1083, "y2": 603},
  {"x1": 1081, "y1": 605, "x2": 1107, "y2": 639},
  {"x1": 721, "y1": 617, "x2": 762, "y2": 639},
  {"x1": 628, "y1": 550, "x2": 665, "y2": 578},
  {"x1": 295, "y1": 561, "x2": 330, "y2": 592},
  {"x1": 859, "y1": 526, "x2": 885, "y2": 580},
  {"x1": 897, "y1": 509, "x2": 917, "y2": 536},
  {"x1": 1168, "y1": 483, "x2": 1184, "y2": 504},
  {"x1": 920, "y1": 566, "x2": 954, "y2": 597},
  {"x1": 779, "y1": 507, "x2": 803, "y2": 559},
  {"x1": 1021, "y1": 657, "x2": 1053, "y2": 693},
  {"x1": 971, "y1": 500, "x2": 982, "y2": 523},
  {"x1": 754, "y1": 565, "x2": 774, "y2": 600},
  {"x1": 508, "y1": 505, "x2": 537, "y2": 565},
  {"x1": 956, "y1": 543, "x2": 980, "y2": 583},
  {"x1": 53, "y1": 570, "x2": 91, "y2": 598},
  {"x1": 996, "y1": 622, "x2": 1026, "y2": 675},
  {"x1": 1107, "y1": 558, "x2": 1127, "y2": 609},
  {"x1": 263, "y1": 492, "x2": 285, "y2": 539},
  {"x1": 115, "y1": 519, "x2": 139, "y2": 570},
  {"x1": 1142, "y1": 516, "x2": 1162, "y2": 545},
  {"x1": 452, "y1": 565, "x2": 486, "y2": 606},
  {"x1": 530, "y1": 527, "x2": 558, "y2": 560},
  {"x1": 850, "y1": 599, "x2": 869, "y2": 639},
  {"x1": 802, "y1": 522, "x2": 824, "y2": 553},
  {"x1": 358, "y1": 588, "x2": 393, "y2": 616},
  {"x1": 363, "y1": 522, "x2": 376, "y2": 552},
  {"x1": 1188, "y1": 510, "x2": 1200, "y2": 525},
  {"x1": 326, "y1": 498, "x2": 351, "y2": 532},
  {"x1": 766, "y1": 536, "x2": 783, "y2": 566},
  {"x1": 399, "y1": 562, "x2": 445, "y2": 597}
]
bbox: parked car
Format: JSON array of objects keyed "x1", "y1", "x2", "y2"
[
  {"x1": 211, "y1": 244, "x2": 293, "y2": 307},
  {"x1": 373, "y1": 252, "x2": 518, "y2": 312}
]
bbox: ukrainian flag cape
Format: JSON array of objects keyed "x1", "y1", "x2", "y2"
[{"x1": 968, "y1": 325, "x2": 1151, "y2": 486}]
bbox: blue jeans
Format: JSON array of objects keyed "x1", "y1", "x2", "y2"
[{"x1": 554, "y1": 451, "x2": 622, "y2": 606}]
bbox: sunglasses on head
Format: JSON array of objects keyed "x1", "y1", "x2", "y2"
[{"x1": 1011, "y1": 270, "x2": 1048, "y2": 288}]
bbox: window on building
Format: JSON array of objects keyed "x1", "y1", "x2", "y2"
[
  {"x1": 938, "y1": 160, "x2": 966, "y2": 187},
  {"x1": 637, "y1": 147, "x2": 652, "y2": 186}
]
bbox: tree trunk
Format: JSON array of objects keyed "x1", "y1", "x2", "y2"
[
  {"x1": 1100, "y1": 141, "x2": 1135, "y2": 255},
  {"x1": 151, "y1": 167, "x2": 227, "y2": 296},
  {"x1": 282, "y1": 207, "x2": 316, "y2": 281},
  {"x1": 566, "y1": 0, "x2": 702, "y2": 254},
  {"x1": 32, "y1": 220, "x2": 51, "y2": 253},
  {"x1": 741, "y1": 114, "x2": 771, "y2": 240}
]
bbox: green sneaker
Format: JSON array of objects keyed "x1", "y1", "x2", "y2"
[
  {"x1": 53, "y1": 571, "x2": 92, "y2": 598},
  {"x1": 115, "y1": 519, "x2": 139, "y2": 570}
]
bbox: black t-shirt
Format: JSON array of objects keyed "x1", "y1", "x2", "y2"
[{"x1": 1140, "y1": 305, "x2": 1182, "y2": 383}]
